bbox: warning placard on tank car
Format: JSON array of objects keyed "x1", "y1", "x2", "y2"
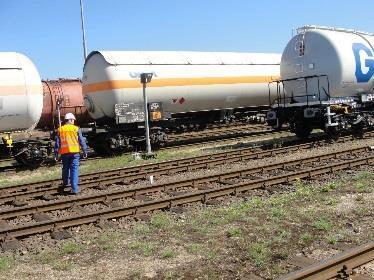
[{"x1": 115, "y1": 103, "x2": 145, "y2": 124}]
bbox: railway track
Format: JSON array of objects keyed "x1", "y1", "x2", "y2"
[
  {"x1": 1, "y1": 131, "x2": 371, "y2": 205},
  {"x1": 165, "y1": 123, "x2": 269, "y2": 142},
  {"x1": 280, "y1": 241, "x2": 374, "y2": 280},
  {"x1": 0, "y1": 123, "x2": 275, "y2": 172},
  {"x1": 0, "y1": 144, "x2": 372, "y2": 245}
]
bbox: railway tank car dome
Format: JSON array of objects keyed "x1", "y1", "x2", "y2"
[{"x1": 0, "y1": 52, "x2": 43, "y2": 132}]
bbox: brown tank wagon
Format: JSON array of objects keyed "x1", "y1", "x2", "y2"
[{"x1": 38, "y1": 79, "x2": 91, "y2": 130}]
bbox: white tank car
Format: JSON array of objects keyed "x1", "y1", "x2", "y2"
[
  {"x1": 280, "y1": 25, "x2": 374, "y2": 103},
  {"x1": 83, "y1": 51, "x2": 281, "y2": 121},
  {"x1": 267, "y1": 25, "x2": 374, "y2": 139},
  {"x1": 0, "y1": 52, "x2": 43, "y2": 132}
]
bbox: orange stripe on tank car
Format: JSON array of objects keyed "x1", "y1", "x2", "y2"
[
  {"x1": 83, "y1": 76, "x2": 280, "y2": 94},
  {"x1": 0, "y1": 85, "x2": 42, "y2": 96}
]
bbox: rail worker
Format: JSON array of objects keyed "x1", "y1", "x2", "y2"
[{"x1": 54, "y1": 113, "x2": 88, "y2": 195}]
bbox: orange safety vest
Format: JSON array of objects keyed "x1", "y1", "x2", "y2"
[{"x1": 58, "y1": 124, "x2": 80, "y2": 154}]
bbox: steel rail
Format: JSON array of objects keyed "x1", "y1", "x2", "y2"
[
  {"x1": 0, "y1": 152, "x2": 373, "y2": 241},
  {"x1": 0, "y1": 146, "x2": 371, "y2": 223},
  {"x1": 279, "y1": 241, "x2": 374, "y2": 280},
  {"x1": 3, "y1": 129, "x2": 371, "y2": 197},
  {"x1": 0, "y1": 141, "x2": 369, "y2": 206},
  {"x1": 0, "y1": 141, "x2": 312, "y2": 196},
  {"x1": 165, "y1": 124, "x2": 269, "y2": 140},
  {"x1": 0, "y1": 126, "x2": 281, "y2": 172}
]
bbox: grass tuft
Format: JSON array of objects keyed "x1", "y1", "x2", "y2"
[
  {"x1": 52, "y1": 260, "x2": 74, "y2": 271},
  {"x1": 150, "y1": 213, "x2": 172, "y2": 229},
  {"x1": 321, "y1": 182, "x2": 337, "y2": 192},
  {"x1": 0, "y1": 257, "x2": 13, "y2": 271},
  {"x1": 162, "y1": 248, "x2": 177, "y2": 259},
  {"x1": 313, "y1": 218, "x2": 332, "y2": 231},
  {"x1": 226, "y1": 227, "x2": 242, "y2": 238},
  {"x1": 299, "y1": 232, "x2": 312, "y2": 244},
  {"x1": 60, "y1": 241, "x2": 83, "y2": 255},
  {"x1": 185, "y1": 243, "x2": 202, "y2": 254},
  {"x1": 247, "y1": 242, "x2": 269, "y2": 268},
  {"x1": 355, "y1": 182, "x2": 371, "y2": 193},
  {"x1": 326, "y1": 234, "x2": 340, "y2": 245},
  {"x1": 129, "y1": 241, "x2": 158, "y2": 257}
]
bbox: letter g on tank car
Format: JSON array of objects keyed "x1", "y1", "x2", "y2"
[{"x1": 352, "y1": 43, "x2": 374, "y2": 83}]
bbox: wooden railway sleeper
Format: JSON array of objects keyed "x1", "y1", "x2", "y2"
[
  {"x1": 202, "y1": 193, "x2": 207, "y2": 204},
  {"x1": 1, "y1": 236, "x2": 20, "y2": 251},
  {"x1": 103, "y1": 197, "x2": 113, "y2": 207},
  {"x1": 219, "y1": 180, "x2": 236, "y2": 185}
]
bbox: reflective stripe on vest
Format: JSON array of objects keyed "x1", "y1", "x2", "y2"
[{"x1": 58, "y1": 124, "x2": 80, "y2": 154}]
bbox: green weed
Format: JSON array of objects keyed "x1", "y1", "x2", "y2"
[
  {"x1": 185, "y1": 243, "x2": 202, "y2": 254},
  {"x1": 52, "y1": 260, "x2": 74, "y2": 271},
  {"x1": 355, "y1": 182, "x2": 371, "y2": 193},
  {"x1": 326, "y1": 234, "x2": 340, "y2": 245},
  {"x1": 38, "y1": 251, "x2": 58, "y2": 265},
  {"x1": 270, "y1": 207, "x2": 287, "y2": 219},
  {"x1": 60, "y1": 241, "x2": 83, "y2": 255},
  {"x1": 247, "y1": 242, "x2": 269, "y2": 268},
  {"x1": 299, "y1": 232, "x2": 312, "y2": 244},
  {"x1": 132, "y1": 224, "x2": 151, "y2": 236},
  {"x1": 226, "y1": 227, "x2": 242, "y2": 238},
  {"x1": 97, "y1": 233, "x2": 117, "y2": 252},
  {"x1": 354, "y1": 171, "x2": 374, "y2": 181},
  {"x1": 128, "y1": 241, "x2": 158, "y2": 257},
  {"x1": 314, "y1": 219, "x2": 332, "y2": 231},
  {"x1": 129, "y1": 270, "x2": 143, "y2": 280},
  {"x1": 325, "y1": 197, "x2": 338, "y2": 206},
  {"x1": 162, "y1": 248, "x2": 176, "y2": 259},
  {"x1": 321, "y1": 182, "x2": 337, "y2": 192},
  {"x1": 0, "y1": 257, "x2": 13, "y2": 271},
  {"x1": 150, "y1": 213, "x2": 172, "y2": 229},
  {"x1": 275, "y1": 230, "x2": 291, "y2": 244}
]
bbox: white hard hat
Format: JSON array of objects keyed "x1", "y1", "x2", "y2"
[{"x1": 64, "y1": 113, "x2": 76, "y2": 120}]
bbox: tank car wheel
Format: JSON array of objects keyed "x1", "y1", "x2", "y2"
[
  {"x1": 352, "y1": 124, "x2": 364, "y2": 139},
  {"x1": 99, "y1": 133, "x2": 131, "y2": 156},
  {"x1": 13, "y1": 143, "x2": 46, "y2": 168},
  {"x1": 88, "y1": 134, "x2": 108, "y2": 156},
  {"x1": 89, "y1": 134, "x2": 126, "y2": 156},
  {"x1": 352, "y1": 115, "x2": 365, "y2": 139},
  {"x1": 324, "y1": 126, "x2": 340, "y2": 141},
  {"x1": 294, "y1": 122, "x2": 312, "y2": 139},
  {"x1": 271, "y1": 119, "x2": 283, "y2": 132},
  {"x1": 150, "y1": 130, "x2": 167, "y2": 150}
]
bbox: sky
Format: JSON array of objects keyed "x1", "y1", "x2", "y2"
[{"x1": 1, "y1": 0, "x2": 374, "y2": 79}]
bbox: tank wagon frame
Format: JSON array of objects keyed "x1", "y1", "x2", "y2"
[
  {"x1": 267, "y1": 25, "x2": 374, "y2": 138},
  {"x1": 83, "y1": 103, "x2": 271, "y2": 155},
  {"x1": 267, "y1": 74, "x2": 374, "y2": 138}
]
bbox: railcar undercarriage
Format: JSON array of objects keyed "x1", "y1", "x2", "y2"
[
  {"x1": 84, "y1": 105, "x2": 269, "y2": 156},
  {"x1": 266, "y1": 75, "x2": 374, "y2": 139},
  {"x1": 1, "y1": 132, "x2": 53, "y2": 167}
]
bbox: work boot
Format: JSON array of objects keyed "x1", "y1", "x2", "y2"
[
  {"x1": 58, "y1": 185, "x2": 67, "y2": 195},
  {"x1": 67, "y1": 191, "x2": 78, "y2": 196}
]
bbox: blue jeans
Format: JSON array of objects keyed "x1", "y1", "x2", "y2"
[{"x1": 61, "y1": 153, "x2": 80, "y2": 193}]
